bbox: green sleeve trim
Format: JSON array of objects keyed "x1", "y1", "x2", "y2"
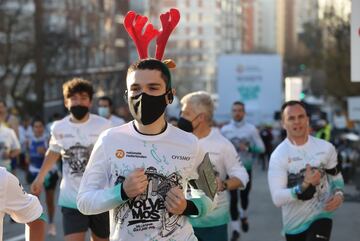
[
  {"x1": 187, "y1": 195, "x2": 212, "y2": 218},
  {"x1": 249, "y1": 145, "x2": 263, "y2": 154},
  {"x1": 330, "y1": 179, "x2": 344, "y2": 191},
  {"x1": 290, "y1": 187, "x2": 297, "y2": 199},
  {"x1": 284, "y1": 212, "x2": 333, "y2": 235},
  {"x1": 38, "y1": 213, "x2": 47, "y2": 222},
  {"x1": 114, "y1": 184, "x2": 124, "y2": 202}
]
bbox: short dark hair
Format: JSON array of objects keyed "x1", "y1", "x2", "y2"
[
  {"x1": 232, "y1": 101, "x2": 245, "y2": 111},
  {"x1": 98, "y1": 96, "x2": 113, "y2": 107},
  {"x1": 281, "y1": 100, "x2": 308, "y2": 118},
  {"x1": 63, "y1": 78, "x2": 94, "y2": 100},
  {"x1": 127, "y1": 58, "x2": 171, "y2": 90},
  {"x1": 32, "y1": 117, "x2": 44, "y2": 126}
]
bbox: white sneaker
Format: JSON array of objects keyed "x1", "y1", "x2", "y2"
[{"x1": 48, "y1": 223, "x2": 57, "y2": 236}]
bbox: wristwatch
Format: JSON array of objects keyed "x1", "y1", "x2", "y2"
[{"x1": 294, "y1": 184, "x2": 302, "y2": 195}]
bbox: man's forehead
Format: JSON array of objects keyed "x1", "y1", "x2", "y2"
[
  {"x1": 72, "y1": 92, "x2": 90, "y2": 97},
  {"x1": 232, "y1": 105, "x2": 244, "y2": 111},
  {"x1": 127, "y1": 69, "x2": 164, "y2": 84},
  {"x1": 99, "y1": 99, "x2": 110, "y2": 105},
  {"x1": 181, "y1": 103, "x2": 193, "y2": 113},
  {"x1": 284, "y1": 105, "x2": 306, "y2": 116}
]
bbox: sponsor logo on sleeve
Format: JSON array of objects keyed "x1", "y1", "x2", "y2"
[{"x1": 116, "y1": 149, "x2": 125, "y2": 159}]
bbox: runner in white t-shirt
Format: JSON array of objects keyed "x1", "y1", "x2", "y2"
[
  {"x1": 268, "y1": 100, "x2": 344, "y2": 241},
  {"x1": 0, "y1": 167, "x2": 45, "y2": 241},
  {"x1": 178, "y1": 91, "x2": 249, "y2": 241},
  {"x1": 77, "y1": 59, "x2": 213, "y2": 241},
  {"x1": 97, "y1": 96, "x2": 126, "y2": 127},
  {"x1": 0, "y1": 123, "x2": 20, "y2": 171},
  {"x1": 220, "y1": 101, "x2": 265, "y2": 240},
  {"x1": 31, "y1": 78, "x2": 111, "y2": 241}
]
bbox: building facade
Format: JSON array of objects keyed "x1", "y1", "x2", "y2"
[{"x1": 0, "y1": 0, "x2": 130, "y2": 119}]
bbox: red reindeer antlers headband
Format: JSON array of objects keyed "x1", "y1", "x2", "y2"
[{"x1": 124, "y1": 8, "x2": 180, "y2": 61}]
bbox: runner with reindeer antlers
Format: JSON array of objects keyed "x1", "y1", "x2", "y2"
[{"x1": 77, "y1": 9, "x2": 213, "y2": 241}]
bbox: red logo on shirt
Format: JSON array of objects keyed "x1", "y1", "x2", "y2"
[{"x1": 115, "y1": 149, "x2": 125, "y2": 159}]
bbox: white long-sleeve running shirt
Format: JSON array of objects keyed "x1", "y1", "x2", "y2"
[
  {"x1": 190, "y1": 128, "x2": 249, "y2": 228},
  {"x1": 77, "y1": 122, "x2": 213, "y2": 241},
  {"x1": 268, "y1": 136, "x2": 344, "y2": 235},
  {"x1": 221, "y1": 120, "x2": 265, "y2": 170}
]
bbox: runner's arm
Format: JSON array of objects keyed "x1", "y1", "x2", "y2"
[
  {"x1": 268, "y1": 154, "x2": 297, "y2": 207},
  {"x1": 9, "y1": 128, "x2": 21, "y2": 158},
  {"x1": 326, "y1": 145, "x2": 344, "y2": 193},
  {"x1": 223, "y1": 142, "x2": 249, "y2": 190},
  {"x1": 186, "y1": 146, "x2": 214, "y2": 218},
  {"x1": 4, "y1": 171, "x2": 45, "y2": 241},
  {"x1": 250, "y1": 127, "x2": 265, "y2": 154},
  {"x1": 78, "y1": 134, "x2": 125, "y2": 215},
  {"x1": 26, "y1": 216, "x2": 46, "y2": 241}
]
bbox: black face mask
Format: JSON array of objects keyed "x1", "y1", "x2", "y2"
[
  {"x1": 129, "y1": 92, "x2": 168, "y2": 125},
  {"x1": 177, "y1": 117, "x2": 193, "y2": 132},
  {"x1": 70, "y1": 105, "x2": 89, "y2": 120}
]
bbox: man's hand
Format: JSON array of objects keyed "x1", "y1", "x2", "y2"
[
  {"x1": 324, "y1": 193, "x2": 343, "y2": 211},
  {"x1": 123, "y1": 168, "x2": 148, "y2": 198},
  {"x1": 304, "y1": 164, "x2": 321, "y2": 186},
  {"x1": 216, "y1": 177, "x2": 224, "y2": 192},
  {"x1": 31, "y1": 177, "x2": 43, "y2": 196},
  {"x1": 165, "y1": 186, "x2": 187, "y2": 215},
  {"x1": 239, "y1": 143, "x2": 249, "y2": 152}
]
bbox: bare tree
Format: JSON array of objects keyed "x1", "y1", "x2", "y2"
[
  {"x1": 286, "y1": 4, "x2": 360, "y2": 99},
  {"x1": 0, "y1": 0, "x2": 70, "y2": 117}
]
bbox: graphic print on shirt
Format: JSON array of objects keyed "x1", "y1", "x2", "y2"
[
  {"x1": 287, "y1": 162, "x2": 330, "y2": 208},
  {"x1": 62, "y1": 142, "x2": 92, "y2": 176},
  {"x1": 113, "y1": 166, "x2": 183, "y2": 237},
  {"x1": 230, "y1": 137, "x2": 250, "y2": 153}
]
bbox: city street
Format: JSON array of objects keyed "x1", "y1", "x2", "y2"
[
  {"x1": 1, "y1": 0, "x2": 359, "y2": 240},
  {"x1": 3, "y1": 163, "x2": 360, "y2": 241}
]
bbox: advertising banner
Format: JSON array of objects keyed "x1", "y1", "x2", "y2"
[{"x1": 216, "y1": 55, "x2": 282, "y2": 124}]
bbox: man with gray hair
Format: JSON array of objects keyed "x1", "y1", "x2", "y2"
[{"x1": 178, "y1": 91, "x2": 249, "y2": 241}]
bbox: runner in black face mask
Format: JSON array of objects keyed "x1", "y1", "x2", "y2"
[
  {"x1": 179, "y1": 91, "x2": 249, "y2": 241},
  {"x1": 78, "y1": 58, "x2": 214, "y2": 241},
  {"x1": 31, "y1": 78, "x2": 111, "y2": 241}
]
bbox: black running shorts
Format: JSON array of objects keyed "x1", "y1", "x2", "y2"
[{"x1": 61, "y1": 207, "x2": 109, "y2": 238}]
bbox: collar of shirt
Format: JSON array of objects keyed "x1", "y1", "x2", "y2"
[{"x1": 230, "y1": 119, "x2": 245, "y2": 128}]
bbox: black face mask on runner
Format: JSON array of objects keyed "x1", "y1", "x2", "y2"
[
  {"x1": 129, "y1": 92, "x2": 169, "y2": 125},
  {"x1": 177, "y1": 117, "x2": 194, "y2": 132},
  {"x1": 69, "y1": 105, "x2": 89, "y2": 120}
]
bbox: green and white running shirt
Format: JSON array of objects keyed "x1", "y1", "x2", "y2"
[
  {"x1": 190, "y1": 128, "x2": 249, "y2": 228},
  {"x1": 221, "y1": 120, "x2": 265, "y2": 171},
  {"x1": 77, "y1": 122, "x2": 213, "y2": 241},
  {"x1": 268, "y1": 136, "x2": 344, "y2": 235},
  {"x1": 49, "y1": 114, "x2": 111, "y2": 209}
]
